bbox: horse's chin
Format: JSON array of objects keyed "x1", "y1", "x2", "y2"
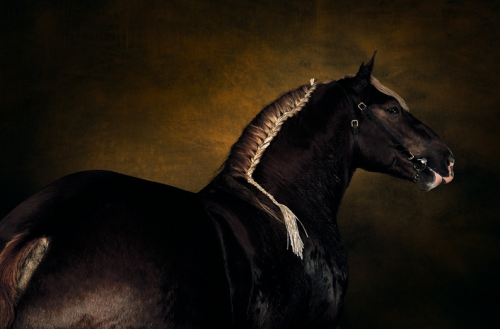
[{"x1": 416, "y1": 168, "x2": 453, "y2": 192}]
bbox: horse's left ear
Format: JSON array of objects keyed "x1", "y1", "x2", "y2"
[{"x1": 352, "y1": 51, "x2": 377, "y2": 94}]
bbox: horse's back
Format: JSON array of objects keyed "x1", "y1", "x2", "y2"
[{"x1": 0, "y1": 170, "x2": 231, "y2": 329}]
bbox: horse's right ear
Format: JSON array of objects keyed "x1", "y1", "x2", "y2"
[{"x1": 351, "y1": 51, "x2": 376, "y2": 94}]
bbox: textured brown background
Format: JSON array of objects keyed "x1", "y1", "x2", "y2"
[{"x1": 1, "y1": 0, "x2": 499, "y2": 328}]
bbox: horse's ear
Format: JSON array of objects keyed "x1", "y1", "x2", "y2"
[{"x1": 351, "y1": 51, "x2": 377, "y2": 94}]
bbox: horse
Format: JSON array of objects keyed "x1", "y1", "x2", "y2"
[{"x1": 0, "y1": 53, "x2": 454, "y2": 329}]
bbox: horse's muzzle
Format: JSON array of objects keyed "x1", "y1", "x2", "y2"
[{"x1": 428, "y1": 154, "x2": 455, "y2": 189}]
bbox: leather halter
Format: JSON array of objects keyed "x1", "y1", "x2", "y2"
[{"x1": 340, "y1": 85, "x2": 427, "y2": 182}]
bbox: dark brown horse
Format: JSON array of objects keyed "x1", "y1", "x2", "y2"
[{"x1": 0, "y1": 54, "x2": 454, "y2": 329}]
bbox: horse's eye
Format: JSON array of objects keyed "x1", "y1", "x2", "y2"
[{"x1": 386, "y1": 108, "x2": 399, "y2": 115}]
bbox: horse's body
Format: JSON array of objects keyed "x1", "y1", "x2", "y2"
[{"x1": 0, "y1": 55, "x2": 454, "y2": 328}]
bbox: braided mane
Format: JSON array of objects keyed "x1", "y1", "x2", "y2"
[
  {"x1": 223, "y1": 79, "x2": 317, "y2": 258},
  {"x1": 225, "y1": 79, "x2": 317, "y2": 179}
]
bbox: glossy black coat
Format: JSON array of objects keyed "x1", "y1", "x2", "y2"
[{"x1": 0, "y1": 56, "x2": 454, "y2": 329}]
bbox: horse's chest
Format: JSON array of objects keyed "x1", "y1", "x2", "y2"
[
  {"x1": 302, "y1": 245, "x2": 348, "y2": 323},
  {"x1": 244, "y1": 250, "x2": 347, "y2": 328}
]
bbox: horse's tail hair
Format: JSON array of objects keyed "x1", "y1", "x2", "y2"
[{"x1": 0, "y1": 232, "x2": 49, "y2": 329}]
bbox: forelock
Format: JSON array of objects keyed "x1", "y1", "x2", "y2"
[
  {"x1": 342, "y1": 74, "x2": 410, "y2": 112},
  {"x1": 370, "y1": 76, "x2": 409, "y2": 112}
]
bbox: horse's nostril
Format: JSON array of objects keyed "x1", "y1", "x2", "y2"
[
  {"x1": 448, "y1": 152, "x2": 455, "y2": 165},
  {"x1": 447, "y1": 154, "x2": 455, "y2": 180}
]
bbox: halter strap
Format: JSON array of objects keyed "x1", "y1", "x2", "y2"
[
  {"x1": 341, "y1": 85, "x2": 417, "y2": 162},
  {"x1": 339, "y1": 85, "x2": 360, "y2": 157}
]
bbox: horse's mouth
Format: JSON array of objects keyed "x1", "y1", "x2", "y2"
[
  {"x1": 428, "y1": 168, "x2": 454, "y2": 188},
  {"x1": 417, "y1": 162, "x2": 454, "y2": 191}
]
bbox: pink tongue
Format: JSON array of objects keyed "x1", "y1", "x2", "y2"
[
  {"x1": 442, "y1": 174, "x2": 454, "y2": 184},
  {"x1": 430, "y1": 170, "x2": 454, "y2": 189}
]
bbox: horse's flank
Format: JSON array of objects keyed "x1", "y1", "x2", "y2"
[{"x1": 0, "y1": 233, "x2": 49, "y2": 329}]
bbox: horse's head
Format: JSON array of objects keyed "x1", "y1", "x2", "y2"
[{"x1": 341, "y1": 53, "x2": 454, "y2": 191}]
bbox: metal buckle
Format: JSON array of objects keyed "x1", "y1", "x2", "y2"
[
  {"x1": 413, "y1": 158, "x2": 427, "y2": 171},
  {"x1": 351, "y1": 120, "x2": 358, "y2": 128},
  {"x1": 358, "y1": 102, "x2": 367, "y2": 111},
  {"x1": 413, "y1": 158, "x2": 427, "y2": 183},
  {"x1": 407, "y1": 151, "x2": 415, "y2": 161}
]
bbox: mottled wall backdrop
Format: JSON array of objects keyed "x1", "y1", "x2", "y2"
[{"x1": 1, "y1": 0, "x2": 499, "y2": 328}]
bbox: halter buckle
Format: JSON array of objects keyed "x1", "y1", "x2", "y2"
[
  {"x1": 413, "y1": 158, "x2": 427, "y2": 183},
  {"x1": 351, "y1": 120, "x2": 358, "y2": 128},
  {"x1": 413, "y1": 158, "x2": 427, "y2": 172},
  {"x1": 358, "y1": 102, "x2": 367, "y2": 111},
  {"x1": 407, "y1": 151, "x2": 415, "y2": 161}
]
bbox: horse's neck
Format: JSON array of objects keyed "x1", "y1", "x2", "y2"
[
  {"x1": 202, "y1": 82, "x2": 355, "y2": 229},
  {"x1": 250, "y1": 101, "x2": 355, "y2": 227}
]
